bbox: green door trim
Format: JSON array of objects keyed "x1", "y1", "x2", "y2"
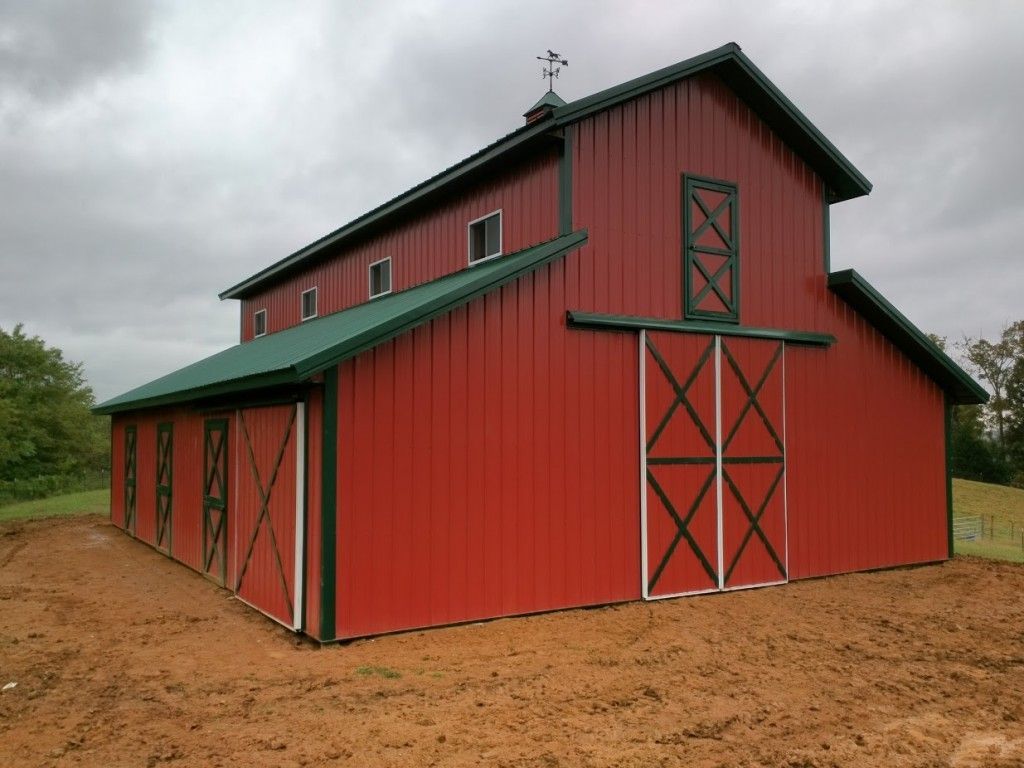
[
  {"x1": 155, "y1": 423, "x2": 173, "y2": 554},
  {"x1": 202, "y1": 418, "x2": 230, "y2": 585}
]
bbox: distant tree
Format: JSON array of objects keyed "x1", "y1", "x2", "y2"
[
  {"x1": 960, "y1": 323, "x2": 1023, "y2": 449},
  {"x1": 0, "y1": 324, "x2": 108, "y2": 483}
]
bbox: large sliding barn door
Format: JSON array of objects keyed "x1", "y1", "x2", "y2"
[
  {"x1": 641, "y1": 330, "x2": 787, "y2": 599},
  {"x1": 232, "y1": 403, "x2": 305, "y2": 630}
]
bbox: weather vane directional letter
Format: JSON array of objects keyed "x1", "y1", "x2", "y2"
[{"x1": 537, "y1": 50, "x2": 568, "y2": 92}]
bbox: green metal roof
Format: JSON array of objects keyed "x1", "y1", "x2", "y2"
[
  {"x1": 524, "y1": 90, "x2": 567, "y2": 115},
  {"x1": 94, "y1": 230, "x2": 588, "y2": 415},
  {"x1": 827, "y1": 269, "x2": 988, "y2": 405},
  {"x1": 221, "y1": 42, "x2": 871, "y2": 300}
]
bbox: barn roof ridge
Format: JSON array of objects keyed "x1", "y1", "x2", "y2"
[
  {"x1": 219, "y1": 42, "x2": 871, "y2": 301},
  {"x1": 94, "y1": 230, "x2": 588, "y2": 415}
]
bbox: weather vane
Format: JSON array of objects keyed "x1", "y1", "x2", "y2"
[{"x1": 537, "y1": 50, "x2": 568, "y2": 92}]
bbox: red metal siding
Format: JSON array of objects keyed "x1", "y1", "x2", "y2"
[
  {"x1": 169, "y1": 412, "x2": 203, "y2": 571},
  {"x1": 571, "y1": 70, "x2": 949, "y2": 579},
  {"x1": 239, "y1": 149, "x2": 560, "y2": 341},
  {"x1": 334, "y1": 256, "x2": 639, "y2": 639},
  {"x1": 134, "y1": 419, "x2": 157, "y2": 546}
]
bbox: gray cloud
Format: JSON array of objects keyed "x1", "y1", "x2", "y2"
[{"x1": 0, "y1": 1, "x2": 1021, "y2": 401}]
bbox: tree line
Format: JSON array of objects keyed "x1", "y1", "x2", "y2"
[
  {"x1": 944, "y1": 321, "x2": 1024, "y2": 487},
  {"x1": 0, "y1": 324, "x2": 109, "y2": 502}
]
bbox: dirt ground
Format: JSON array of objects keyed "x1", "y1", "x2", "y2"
[{"x1": 2, "y1": 517, "x2": 1024, "y2": 768}]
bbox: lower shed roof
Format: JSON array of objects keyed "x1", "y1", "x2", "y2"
[{"x1": 93, "y1": 230, "x2": 588, "y2": 415}]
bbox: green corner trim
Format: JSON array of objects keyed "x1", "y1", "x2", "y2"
[
  {"x1": 559, "y1": 127, "x2": 573, "y2": 235},
  {"x1": 827, "y1": 269, "x2": 988, "y2": 405},
  {"x1": 945, "y1": 398, "x2": 954, "y2": 559},
  {"x1": 94, "y1": 231, "x2": 588, "y2": 415},
  {"x1": 568, "y1": 311, "x2": 835, "y2": 346},
  {"x1": 320, "y1": 367, "x2": 338, "y2": 641},
  {"x1": 822, "y1": 185, "x2": 831, "y2": 274}
]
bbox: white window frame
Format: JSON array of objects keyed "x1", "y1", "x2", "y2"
[
  {"x1": 300, "y1": 286, "x2": 318, "y2": 321},
  {"x1": 368, "y1": 257, "x2": 393, "y2": 299},
  {"x1": 253, "y1": 308, "x2": 267, "y2": 338},
  {"x1": 467, "y1": 208, "x2": 503, "y2": 266}
]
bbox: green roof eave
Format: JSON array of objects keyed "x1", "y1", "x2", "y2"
[
  {"x1": 218, "y1": 119, "x2": 561, "y2": 300},
  {"x1": 94, "y1": 230, "x2": 588, "y2": 415},
  {"x1": 220, "y1": 43, "x2": 870, "y2": 301},
  {"x1": 827, "y1": 269, "x2": 988, "y2": 405},
  {"x1": 551, "y1": 43, "x2": 871, "y2": 203}
]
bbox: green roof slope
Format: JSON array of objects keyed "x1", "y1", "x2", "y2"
[
  {"x1": 94, "y1": 230, "x2": 588, "y2": 415},
  {"x1": 827, "y1": 269, "x2": 988, "y2": 405}
]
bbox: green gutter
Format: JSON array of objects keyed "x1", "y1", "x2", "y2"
[
  {"x1": 93, "y1": 370, "x2": 298, "y2": 415},
  {"x1": 567, "y1": 311, "x2": 835, "y2": 346}
]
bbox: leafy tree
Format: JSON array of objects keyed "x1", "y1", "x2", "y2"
[
  {"x1": 960, "y1": 322, "x2": 1023, "y2": 449},
  {"x1": 949, "y1": 403, "x2": 1012, "y2": 484},
  {"x1": 0, "y1": 324, "x2": 108, "y2": 483}
]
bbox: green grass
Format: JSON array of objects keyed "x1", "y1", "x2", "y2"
[
  {"x1": 0, "y1": 488, "x2": 109, "y2": 523},
  {"x1": 953, "y1": 478, "x2": 1024, "y2": 563},
  {"x1": 356, "y1": 665, "x2": 402, "y2": 679}
]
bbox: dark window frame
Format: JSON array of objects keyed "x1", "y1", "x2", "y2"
[{"x1": 682, "y1": 174, "x2": 740, "y2": 323}]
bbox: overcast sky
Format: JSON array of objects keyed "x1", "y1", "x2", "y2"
[{"x1": 1, "y1": 1, "x2": 1021, "y2": 402}]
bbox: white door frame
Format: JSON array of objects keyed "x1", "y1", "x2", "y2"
[{"x1": 640, "y1": 332, "x2": 789, "y2": 599}]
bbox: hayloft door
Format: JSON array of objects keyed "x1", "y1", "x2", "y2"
[{"x1": 641, "y1": 331, "x2": 788, "y2": 598}]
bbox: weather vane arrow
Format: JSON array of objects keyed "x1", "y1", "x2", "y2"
[{"x1": 537, "y1": 50, "x2": 568, "y2": 92}]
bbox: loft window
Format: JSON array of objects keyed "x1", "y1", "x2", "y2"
[
  {"x1": 468, "y1": 210, "x2": 502, "y2": 264},
  {"x1": 300, "y1": 287, "x2": 318, "y2": 321},
  {"x1": 253, "y1": 308, "x2": 267, "y2": 337},
  {"x1": 369, "y1": 257, "x2": 392, "y2": 299},
  {"x1": 683, "y1": 175, "x2": 739, "y2": 322}
]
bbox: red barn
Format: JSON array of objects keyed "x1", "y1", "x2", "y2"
[{"x1": 95, "y1": 43, "x2": 986, "y2": 641}]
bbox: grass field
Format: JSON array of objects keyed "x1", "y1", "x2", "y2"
[
  {"x1": 952, "y1": 477, "x2": 1024, "y2": 562},
  {"x1": 0, "y1": 488, "x2": 109, "y2": 523}
]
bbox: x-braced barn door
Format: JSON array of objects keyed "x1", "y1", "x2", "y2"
[
  {"x1": 202, "y1": 418, "x2": 229, "y2": 586},
  {"x1": 155, "y1": 423, "x2": 173, "y2": 554},
  {"x1": 124, "y1": 425, "x2": 137, "y2": 535},
  {"x1": 641, "y1": 331, "x2": 787, "y2": 599},
  {"x1": 233, "y1": 403, "x2": 305, "y2": 630}
]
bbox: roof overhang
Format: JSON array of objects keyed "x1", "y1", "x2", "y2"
[
  {"x1": 220, "y1": 43, "x2": 871, "y2": 301},
  {"x1": 95, "y1": 231, "x2": 589, "y2": 415},
  {"x1": 827, "y1": 269, "x2": 988, "y2": 405}
]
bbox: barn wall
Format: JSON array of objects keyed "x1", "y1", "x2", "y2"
[
  {"x1": 569, "y1": 70, "x2": 949, "y2": 578},
  {"x1": 333, "y1": 254, "x2": 639, "y2": 639},
  {"x1": 239, "y1": 148, "x2": 561, "y2": 341}
]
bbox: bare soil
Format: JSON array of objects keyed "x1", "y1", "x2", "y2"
[{"x1": 2, "y1": 516, "x2": 1024, "y2": 767}]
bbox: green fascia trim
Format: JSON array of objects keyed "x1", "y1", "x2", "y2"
[
  {"x1": 568, "y1": 311, "x2": 834, "y2": 346},
  {"x1": 220, "y1": 44, "x2": 870, "y2": 301},
  {"x1": 552, "y1": 43, "x2": 872, "y2": 202},
  {"x1": 219, "y1": 121, "x2": 561, "y2": 299},
  {"x1": 319, "y1": 366, "x2": 338, "y2": 641},
  {"x1": 827, "y1": 269, "x2": 988, "y2": 405},
  {"x1": 94, "y1": 231, "x2": 588, "y2": 415}
]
